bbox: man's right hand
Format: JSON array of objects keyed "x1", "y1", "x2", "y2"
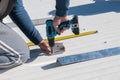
[{"x1": 53, "y1": 16, "x2": 69, "y2": 34}]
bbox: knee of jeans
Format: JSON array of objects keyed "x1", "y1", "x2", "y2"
[
  {"x1": 20, "y1": 47, "x2": 30, "y2": 63},
  {"x1": 0, "y1": 56, "x2": 10, "y2": 63}
]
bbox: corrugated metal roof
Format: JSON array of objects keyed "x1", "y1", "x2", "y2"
[{"x1": 1, "y1": 0, "x2": 120, "y2": 80}]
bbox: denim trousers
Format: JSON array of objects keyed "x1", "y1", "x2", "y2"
[
  {"x1": 0, "y1": 22, "x2": 30, "y2": 66},
  {"x1": 0, "y1": 0, "x2": 35, "y2": 67}
]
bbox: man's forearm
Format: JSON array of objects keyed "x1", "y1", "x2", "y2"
[
  {"x1": 9, "y1": 0, "x2": 43, "y2": 45},
  {"x1": 55, "y1": 0, "x2": 70, "y2": 17}
]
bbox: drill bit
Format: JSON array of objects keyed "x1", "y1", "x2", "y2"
[{"x1": 50, "y1": 47, "x2": 54, "y2": 54}]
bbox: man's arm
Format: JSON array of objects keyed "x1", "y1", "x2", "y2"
[
  {"x1": 9, "y1": 0, "x2": 51, "y2": 54},
  {"x1": 9, "y1": 0, "x2": 43, "y2": 45},
  {"x1": 53, "y1": 0, "x2": 70, "y2": 34},
  {"x1": 55, "y1": 0, "x2": 70, "y2": 17}
]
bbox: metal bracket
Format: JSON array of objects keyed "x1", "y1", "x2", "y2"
[{"x1": 51, "y1": 43, "x2": 65, "y2": 55}]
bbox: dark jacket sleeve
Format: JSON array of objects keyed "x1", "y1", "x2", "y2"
[
  {"x1": 9, "y1": 0, "x2": 43, "y2": 45},
  {"x1": 56, "y1": 0, "x2": 70, "y2": 17}
]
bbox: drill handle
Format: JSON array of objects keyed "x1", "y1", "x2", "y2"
[
  {"x1": 58, "y1": 21, "x2": 71, "y2": 30},
  {"x1": 58, "y1": 15, "x2": 78, "y2": 30},
  {"x1": 58, "y1": 15, "x2": 80, "y2": 35}
]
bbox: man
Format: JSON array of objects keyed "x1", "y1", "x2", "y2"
[{"x1": 0, "y1": 0, "x2": 69, "y2": 68}]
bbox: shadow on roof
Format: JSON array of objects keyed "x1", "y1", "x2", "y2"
[
  {"x1": 49, "y1": 1, "x2": 120, "y2": 16},
  {"x1": 26, "y1": 49, "x2": 45, "y2": 63}
]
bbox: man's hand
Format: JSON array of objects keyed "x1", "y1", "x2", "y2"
[
  {"x1": 53, "y1": 16, "x2": 69, "y2": 34},
  {"x1": 38, "y1": 40, "x2": 51, "y2": 55}
]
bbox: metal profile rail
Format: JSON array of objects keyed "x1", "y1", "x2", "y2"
[
  {"x1": 27, "y1": 30, "x2": 98, "y2": 46},
  {"x1": 57, "y1": 47, "x2": 120, "y2": 65}
]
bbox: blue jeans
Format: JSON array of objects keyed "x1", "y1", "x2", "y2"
[
  {"x1": 9, "y1": 0, "x2": 43, "y2": 45},
  {"x1": 0, "y1": 22, "x2": 30, "y2": 67}
]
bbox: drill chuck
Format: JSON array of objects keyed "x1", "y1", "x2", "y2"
[{"x1": 48, "y1": 37, "x2": 54, "y2": 47}]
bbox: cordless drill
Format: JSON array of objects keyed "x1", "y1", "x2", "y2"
[{"x1": 46, "y1": 15, "x2": 79, "y2": 53}]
